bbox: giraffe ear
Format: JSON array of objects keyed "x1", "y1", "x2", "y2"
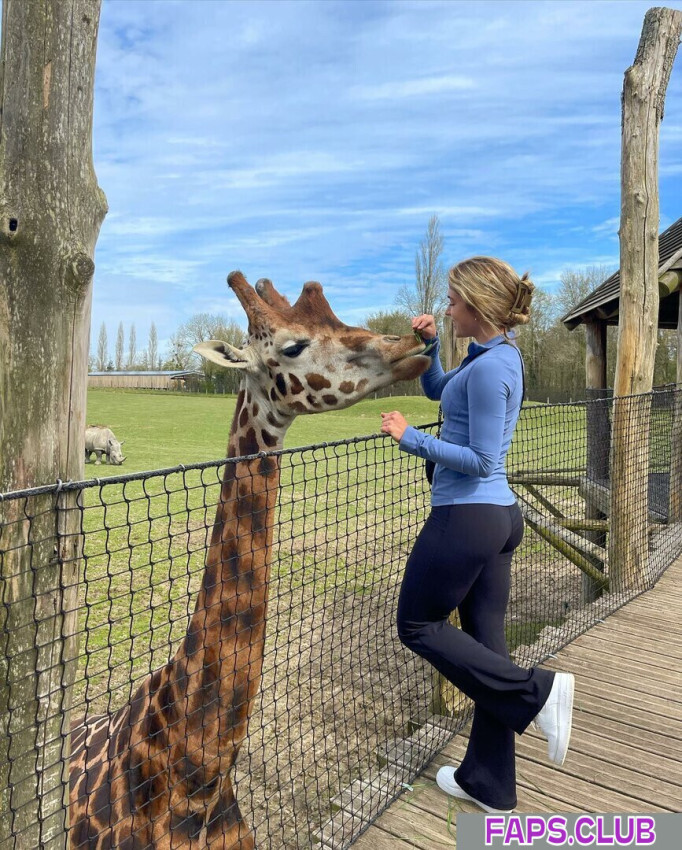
[{"x1": 193, "y1": 340, "x2": 254, "y2": 370}]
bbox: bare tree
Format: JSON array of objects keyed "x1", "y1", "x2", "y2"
[
  {"x1": 115, "y1": 321, "x2": 125, "y2": 370},
  {"x1": 168, "y1": 313, "x2": 245, "y2": 392},
  {"x1": 515, "y1": 287, "x2": 555, "y2": 394},
  {"x1": 148, "y1": 322, "x2": 158, "y2": 370},
  {"x1": 396, "y1": 214, "x2": 448, "y2": 322},
  {"x1": 365, "y1": 308, "x2": 412, "y2": 336},
  {"x1": 127, "y1": 323, "x2": 137, "y2": 369},
  {"x1": 96, "y1": 322, "x2": 108, "y2": 371},
  {"x1": 556, "y1": 266, "x2": 612, "y2": 318},
  {"x1": 168, "y1": 313, "x2": 244, "y2": 368}
]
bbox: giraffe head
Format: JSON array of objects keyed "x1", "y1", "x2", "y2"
[{"x1": 194, "y1": 271, "x2": 431, "y2": 419}]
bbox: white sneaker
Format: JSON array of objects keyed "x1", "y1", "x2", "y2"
[
  {"x1": 535, "y1": 672, "x2": 575, "y2": 766},
  {"x1": 435, "y1": 766, "x2": 513, "y2": 814}
]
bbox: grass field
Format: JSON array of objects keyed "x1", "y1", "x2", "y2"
[
  {"x1": 2, "y1": 388, "x2": 675, "y2": 843},
  {"x1": 86, "y1": 388, "x2": 442, "y2": 474},
  {"x1": 71, "y1": 387, "x2": 596, "y2": 715}
]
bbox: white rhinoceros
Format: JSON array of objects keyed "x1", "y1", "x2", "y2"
[{"x1": 85, "y1": 425, "x2": 126, "y2": 465}]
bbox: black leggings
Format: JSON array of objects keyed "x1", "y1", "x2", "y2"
[{"x1": 397, "y1": 503, "x2": 554, "y2": 809}]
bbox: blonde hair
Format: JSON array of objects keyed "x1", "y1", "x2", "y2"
[{"x1": 448, "y1": 256, "x2": 534, "y2": 335}]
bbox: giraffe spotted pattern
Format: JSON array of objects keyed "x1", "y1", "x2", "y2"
[{"x1": 68, "y1": 272, "x2": 430, "y2": 848}]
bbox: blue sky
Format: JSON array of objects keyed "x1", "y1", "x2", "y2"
[{"x1": 91, "y1": 0, "x2": 682, "y2": 358}]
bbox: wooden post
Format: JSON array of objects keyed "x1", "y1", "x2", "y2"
[
  {"x1": 670, "y1": 288, "x2": 682, "y2": 521},
  {"x1": 584, "y1": 321, "x2": 609, "y2": 601},
  {"x1": 609, "y1": 7, "x2": 682, "y2": 592},
  {"x1": 441, "y1": 309, "x2": 472, "y2": 371},
  {"x1": 585, "y1": 320, "x2": 609, "y2": 482},
  {"x1": 0, "y1": 2, "x2": 106, "y2": 847}
]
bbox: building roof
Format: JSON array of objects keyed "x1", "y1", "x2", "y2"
[{"x1": 562, "y1": 215, "x2": 682, "y2": 329}]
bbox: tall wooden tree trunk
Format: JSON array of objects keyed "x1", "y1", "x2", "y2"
[
  {"x1": 0, "y1": 2, "x2": 106, "y2": 847},
  {"x1": 609, "y1": 7, "x2": 682, "y2": 591}
]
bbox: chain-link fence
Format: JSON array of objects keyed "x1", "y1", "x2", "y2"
[{"x1": 1, "y1": 388, "x2": 681, "y2": 850}]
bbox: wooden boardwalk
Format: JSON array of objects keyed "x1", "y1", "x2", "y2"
[{"x1": 348, "y1": 554, "x2": 682, "y2": 849}]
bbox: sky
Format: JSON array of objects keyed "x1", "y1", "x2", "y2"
[{"x1": 89, "y1": 0, "x2": 682, "y2": 360}]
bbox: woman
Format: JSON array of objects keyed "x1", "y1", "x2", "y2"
[{"x1": 380, "y1": 256, "x2": 574, "y2": 814}]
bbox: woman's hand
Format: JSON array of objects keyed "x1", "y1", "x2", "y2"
[
  {"x1": 412, "y1": 314, "x2": 437, "y2": 340},
  {"x1": 381, "y1": 410, "x2": 409, "y2": 443}
]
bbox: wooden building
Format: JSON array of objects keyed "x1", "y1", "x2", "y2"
[
  {"x1": 557, "y1": 215, "x2": 682, "y2": 600},
  {"x1": 562, "y1": 214, "x2": 682, "y2": 391},
  {"x1": 88, "y1": 370, "x2": 203, "y2": 391}
]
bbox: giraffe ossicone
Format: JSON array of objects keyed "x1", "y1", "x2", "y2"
[{"x1": 69, "y1": 271, "x2": 430, "y2": 850}]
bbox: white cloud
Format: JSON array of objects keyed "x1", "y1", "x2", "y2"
[
  {"x1": 592, "y1": 217, "x2": 621, "y2": 238},
  {"x1": 87, "y1": 0, "x2": 682, "y2": 352},
  {"x1": 354, "y1": 74, "x2": 476, "y2": 101}
]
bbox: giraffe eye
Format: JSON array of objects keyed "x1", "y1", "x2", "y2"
[{"x1": 281, "y1": 341, "x2": 309, "y2": 358}]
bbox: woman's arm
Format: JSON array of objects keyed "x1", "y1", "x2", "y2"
[
  {"x1": 417, "y1": 337, "x2": 459, "y2": 401},
  {"x1": 399, "y1": 356, "x2": 511, "y2": 477}
]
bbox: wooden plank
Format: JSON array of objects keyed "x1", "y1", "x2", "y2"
[
  {"x1": 631, "y1": 591, "x2": 682, "y2": 610},
  {"x1": 312, "y1": 810, "x2": 366, "y2": 849},
  {"x1": 571, "y1": 709, "x2": 682, "y2": 760},
  {"x1": 510, "y1": 474, "x2": 581, "y2": 486},
  {"x1": 576, "y1": 610, "x2": 682, "y2": 650},
  {"x1": 575, "y1": 622, "x2": 682, "y2": 658},
  {"x1": 597, "y1": 601, "x2": 682, "y2": 626},
  {"x1": 514, "y1": 757, "x2": 673, "y2": 813},
  {"x1": 567, "y1": 688, "x2": 682, "y2": 737},
  {"x1": 421, "y1": 743, "x2": 584, "y2": 814},
  {"x1": 521, "y1": 503, "x2": 608, "y2": 564},
  {"x1": 558, "y1": 727, "x2": 682, "y2": 788},
  {"x1": 351, "y1": 793, "x2": 457, "y2": 850},
  {"x1": 588, "y1": 614, "x2": 679, "y2": 644},
  {"x1": 516, "y1": 737, "x2": 680, "y2": 811},
  {"x1": 378, "y1": 722, "x2": 454, "y2": 771},
  {"x1": 350, "y1": 824, "x2": 425, "y2": 850},
  {"x1": 550, "y1": 648, "x2": 682, "y2": 696},
  {"x1": 586, "y1": 617, "x2": 682, "y2": 646},
  {"x1": 615, "y1": 591, "x2": 682, "y2": 612},
  {"x1": 436, "y1": 728, "x2": 671, "y2": 813},
  {"x1": 353, "y1": 554, "x2": 682, "y2": 846},
  {"x1": 330, "y1": 765, "x2": 409, "y2": 818},
  {"x1": 542, "y1": 659, "x2": 682, "y2": 719},
  {"x1": 562, "y1": 633, "x2": 682, "y2": 671},
  {"x1": 574, "y1": 619, "x2": 682, "y2": 651}
]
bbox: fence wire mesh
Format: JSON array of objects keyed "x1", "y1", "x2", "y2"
[{"x1": 1, "y1": 388, "x2": 681, "y2": 850}]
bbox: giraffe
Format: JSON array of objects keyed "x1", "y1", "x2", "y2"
[{"x1": 68, "y1": 271, "x2": 431, "y2": 849}]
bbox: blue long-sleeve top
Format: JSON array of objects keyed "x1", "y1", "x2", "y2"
[{"x1": 399, "y1": 334, "x2": 523, "y2": 506}]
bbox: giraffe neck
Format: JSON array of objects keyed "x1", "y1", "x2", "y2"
[
  {"x1": 169, "y1": 378, "x2": 294, "y2": 772},
  {"x1": 225, "y1": 377, "x2": 293, "y2": 459}
]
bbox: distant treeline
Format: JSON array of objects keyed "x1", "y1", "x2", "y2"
[{"x1": 93, "y1": 219, "x2": 678, "y2": 403}]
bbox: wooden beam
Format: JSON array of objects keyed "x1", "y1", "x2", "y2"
[
  {"x1": 584, "y1": 320, "x2": 609, "y2": 600},
  {"x1": 521, "y1": 504, "x2": 608, "y2": 564},
  {"x1": 510, "y1": 474, "x2": 581, "y2": 487},
  {"x1": 659, "y1": 268, "x2": 682, "y2": 298},
  {"x1": 610, "y1": 7, "x2": 682, "y2": 592},
  {"x1": 580, "y1": 476, "x2": 666, "y2": 524},
  {"x1": 520, "y1": 505, "x2": 609, "y2": 591},
  {"x1": 585, "y1": 320, "x2": 607, "y2": 392},
  {"x1": 520, "y1": 482, "x2": 565, "y2": 518},
  {"x1": 559, "y1": 518, "x2": 610, "y2": 533},
  {"x1": 670, "y1": 289, "x2": 682, "y2": 521}
]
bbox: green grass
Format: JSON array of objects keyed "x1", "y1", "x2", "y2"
[
  {"x1": 86, "y1": 388, "x2": 442, "y2": 475},
  {"x1": 73, "y1": 388, "x2": 591, "y2": 714},
  {"x1": 75, "y1": 389, "x2": 443, "y2": 710}
]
